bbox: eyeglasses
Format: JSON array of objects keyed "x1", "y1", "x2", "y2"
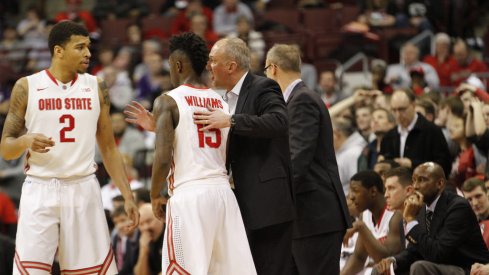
[{"x1": 263, "y1": 64, "x2": 274, "y2": 74}]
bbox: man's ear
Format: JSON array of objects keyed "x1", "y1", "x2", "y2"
[{"x1": 54, "y1": 45, "x2": 64, "y2": 58}]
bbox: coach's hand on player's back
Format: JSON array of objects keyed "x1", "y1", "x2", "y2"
[
  {"x1": 23, "y1": 133, "x2": 55, "y2": 153},
  {"x1": 124, "y1": 200, "x2": 140, "y2": 231},
  {"x1": 193, "y1": 106, "x2": 231, "y2": 131},
  {"x1": 151, "y1": 196, "x2": 167, "y2": 221},
  {"x1": 124, "y1": 101, "x2": 155, "y2": 132}
]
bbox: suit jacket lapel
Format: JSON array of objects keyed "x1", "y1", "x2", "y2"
[
  {"x1": 235, "y1": 73, "x2": 253, "y2": 115},
  {"x1": 431, "y1": 191, "x2": 447, "y2": 234},
  {"x1": 286, "y1": 81, "x2": 304, "y2": 105}
]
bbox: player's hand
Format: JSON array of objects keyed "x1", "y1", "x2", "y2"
[
  {"x1": 193, "y1": 106, "x2": 231, "y2": 131},
  {"x1": 23, "y1": 133, "x2": 55, "y2": 153},
  {"x1": 124, "y1": 101, "x2": 155, "y2": 132},
  {"x1": 124, "y1": 199, "x2": 140, "y2": 231},
  {"x1": 471, "y1": 263, "x2": 489, "y2": 275},
  {"x1": 403, "y1": 191, "x2": 424, "y2": 222},
  {"x1": 373, "y1": 257, "x2": 395, "y2": 275},
  {"x1": 151, "y1": 196, "x2": 167, "y2": 221}
]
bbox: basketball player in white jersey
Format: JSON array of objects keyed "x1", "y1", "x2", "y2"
[
  {"x1": 126, "y1": 33, "x2": 256, "y2": 274},
  {"x1": 341, "y1": 170, "x2": 402, "y2": 275},
  {"x1": 0, "y1": 21, "x2": 139, "y2": 274}
]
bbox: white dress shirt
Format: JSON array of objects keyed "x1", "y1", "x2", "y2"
[
  {"x1": 398, "y1": 113, "x2": 418, "y2": 158},
  {"x1": 224, "y1": 72, "x2": 248, "y2": 114},
  {"x1": 283, "y1": 79, "x2": 302, "y2": 103}
]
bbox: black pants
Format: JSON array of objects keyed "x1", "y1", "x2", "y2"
[
  {"x1": 247, "y1": 221, "x2": 294, "y2": 275},
  {"x1": 291, "y1": 230, "x2": 345, "y2": 275}
]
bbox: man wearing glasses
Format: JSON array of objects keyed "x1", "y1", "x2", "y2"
[{"x1": 379, "y1": 89, "x2": 451, "y2": 176}]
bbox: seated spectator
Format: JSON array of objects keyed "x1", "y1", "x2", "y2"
[
  {"x1": 227, "y1": 15, "x2": 265, "y2": 61},
  {"x1": 101, "y1": 153, "x2": 144, "y2": 211},
  {"x1": 55, "y1": 0, "x2": 98, "y2": 35},
  {"x1": 98, "y1": 65, "x2": 134, "y2": 111},
  {"x1": 0, "y1": 25, "x2": 26, "y2": 74},
  {"x1": 133, "y1": 40, "x2": 162, "y2": 83},
  {"x1": 112, "y1": 206, "x2": 140, "y2": 275},
  {"x1": 450, "y1": 39, "x2": 489, "y2": 87},
  {"x1": 415, "y1": 98, "x2": 436, "y2": 123},
  {"x1": 25, "y1": 20, "x2": 55, "y2": 73},
  {"x1": 463, "y1": 178, "x2": 489, "y2": 221},
  {"x1": 447, "y1": 113, "x2": 484, "y2": 190},
  {"x1": 422, "y1": 32, "x2": 455, "y2": 88},
  {"x1": 134, "y1": 204, "x2": 164, "y2": 275},
  {"x1": 333, "y1": 118, "x2": 368, "y2": 193},
  {"x1": 355, "y1": 105, "x2": 374, "y2": 142},
  {"x1": 373, "y1": 159, "x2": 400, "y2": 182},
  {"x1": 386, "y1": 43, "x2": 440, "y2": 90},
  {"x1": 135, "y1": 53, "x2": 166, "y2": 105},
  {"x1": 409, "y1": 67, "x2": 432, "y2": 95},
  {"x1": 380, "y1": 89, "x2": 451, "y2": 176},
  {"x1": 341, "y1": 171, "x2": 401, "y2": 275},
  {"x1": 213, "y1": 0, "x2": 254, "y2": 37},
  {"x1": 16, "y1": 5, "x2": 46, "y2": 44},
  {"x1": 375, "y1": 162, "x2": 489, "y2": 275},
  {"x1": 132, "y1": 188, "x2": 151, "y2": 208},
  {"x1": 371, "y1": 59, "x2": 393, "y2": 94},
  {"x1": 189, "y1": 13, "x2": 218, "y2": 49},
  {"x1": 171, "y1": 0, "x2": 213, "y2": 35},
  {"x1": 358, "y1": 108, "x2": 396, "y2": 171},
  {"x1": 466, "y1": 93, "x2": 489, "y2": 181},
  {"x1": 316, "y1": 70, "x2": 347, "y2": 107},
  {"x1": 456, "y1": 79, "x2": 489, "y2": 115}
]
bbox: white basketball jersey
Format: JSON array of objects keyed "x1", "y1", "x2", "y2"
[
  {"x1": 166, "y1": 84, "x2": 229, "y2": 194},
  {"x1": 24, "y1": 70, "x2": 100, "y2": 178},
  {"x1": 362, "y1": 207, "x2": 395, "y2": 269}
]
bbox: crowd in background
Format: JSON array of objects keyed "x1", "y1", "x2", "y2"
[{"x1": 1, "y1": 0, "x2": 489, "y2": 274}]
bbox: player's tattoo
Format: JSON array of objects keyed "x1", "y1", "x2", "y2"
[
  {"x1": 1, "y1": 79, "x2": 27, "y2": 139},
  {"x1": 99, "y1": 79, "x2": 110, "y2": 107}
]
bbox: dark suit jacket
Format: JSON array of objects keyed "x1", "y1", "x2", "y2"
[
  {"x1": 286, "y1": 81, "x2": 350, "y2": 238},
  {"x1": 395, "y1": 191, "x2": 489, "y2": 274},
  {"x1": 112, "y1": 230, "x2": 140, "y2": 275},
  {"x1": 228, "y1": 73, "x2": 295, "y2": 230},
  {"x1": 380, "y1": 113, "x2": 451, "y2": 175}
]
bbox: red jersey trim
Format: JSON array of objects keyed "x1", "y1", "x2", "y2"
[
  {"x1": 45, "y1": 70, "x2": 79, "y2": 87},
  {"x1": 181, "y1": 84, "x2": 209, "y2": 90}
]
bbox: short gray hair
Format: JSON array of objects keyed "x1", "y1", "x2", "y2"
[
  {"x1": 220, "y1": 37, "x2": 250, "y2": 70},
  {"x1": 266, "y1": 44, "x2": 301, "y2": 73},
  {"x1": 434, "y1": 32, "x2": 450, "y2": 45}
]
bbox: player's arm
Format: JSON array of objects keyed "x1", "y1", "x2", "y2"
[
  {"x1": 96, "y1": 78, "x2": 139, "y2": 228},
  {"x1": 358, "y1": 211, "x2": 403, "y2": 262},
  {"x1": 341, "y1": 236, "x2": 369, "y2": 275},
  {"x1": 0, "y1": 78, "x2": 54, "y2": 159},
  {"x1": 150, "y1": 94, "x2": 177, "y2": 220}
]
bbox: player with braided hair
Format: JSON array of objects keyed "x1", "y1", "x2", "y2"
[{"x1": 125, "y1": 32, "x2": 256, "y2": 274}]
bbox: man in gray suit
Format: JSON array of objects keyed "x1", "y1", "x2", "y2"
[{"x1": 265, "y1": 44, "x2": 351, "y2": 274}]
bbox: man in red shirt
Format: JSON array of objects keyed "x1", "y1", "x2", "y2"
[
  {"x1": 450, "y1": 39, "x2": 488, "y2": 86},
  {"x1": 55, "y1": 0, "x2": 98, "y2": 33},
  {"x1": 423, "y1": 32, "x2": 455, "y2": 88}
]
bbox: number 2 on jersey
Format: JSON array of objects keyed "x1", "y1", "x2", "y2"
[
  {"x1": 59, "y1": 114, "x2": 75, "y2": 142},
  {"x1": 197, "y1": 124, "x2": 221, "y2": 148}
]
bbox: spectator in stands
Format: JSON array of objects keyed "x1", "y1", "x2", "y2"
[
  {"x1": 422, "y1": 32, "x2": 455, "y2": 88},
  {"x1": 189, "y1": 13, "x2": 218, "y2": 49},
  {"x1": 132, "y1": 188, "x2": 152, "y2": 208},
  {"x1": 90, "y1": 46, "x2": 114, "y2": 76},
  {"x1": 409, "y1": 66, "x2": 432, "y2": 95},
  {"x1": 375, "y1": 162, "x2": 489, "y2": 275},
  {"x1": 357, "y1": 0, "x2": 396, "y2": 28},
  {"x1": 126, "y1": 23, "x2": 143, "y2": 48},
  {"x1": 134, "y1": 203, "x2": 164, "y2": 275},
  {"x1": 341, "y1": 170, "x2": 402, "y2": 275},
  {"x1": 415, "y1": 98, "x2": 436, "y2": 123},
  {"x1": 358, "y1": 108, "x2": 396, "y2": 171},
  {"x1": 456, "y1": 80, "x2": 489, "y2": 115},
  {"x1": 16, "y1": 5, "x2": 45, "y2": 44},
  {"x1": 98, "y1": 65, "x2": 133, "y2": 111},
  {"x1": 110, "y1": 112, "x2": 145, "y2": 159},
  {"x1": 466, "y1": 95, "x2": 489, "y2": 181},
  {"x1": 135, "y1": 53, "x2": 166, "y2": 105},
  {"x1": 55, "y1": 0, "x2": 98, "y2": 34},
  {"x1": 133, "y1": 40, "x2": 162, "y2": 83},
  {"x1": 371, "y1": 59, "x2": 393, "y2": 94},
  {"x1": 227, "y1": 15, "x2": 265, "y2": 61},
  {"x1": 0, "y1": 25, "x2": 26, "y2": 73},
  {"x1": 380, "y1": 89, "x2": 451, "y2": 176},
  {"x1": 447, "y1": 113, "x2": 481, "y2": 190},
  {"x1": 333, "y1": 118, "x2": 368, "y2": 193},
  {"x1": 374, "y1": 159, "x2": 400, "y2": 182},
  {"x1": 355, "y1": 105, "x2": 374, "y2": 141},
  {"x1": 316, "y1": 70, "x2": 347, "y2": 107},
  {"x1": 386, "y1": 43, "x2": 440, "y2": 90},
  {"x1": 171, "y1": 0, "x2": 213, "y2": 35},
  {"x1": 450, "y1": 39, "x2": 489, "y2": 86},
  {"x1": 213, "y1": 0, "x2": 254, "y2": 37},
  {"x1": 112, "y1": 206, "x2": 140, "y2": 275},
  {"x1": 101, "y1": 153, "x2": 144, "y2": 211},
  {"x1": 25, "y1": 20, "x2": 55, "y2": 73},
  {"x1": 463, "y1": 178, "x2": 489, "y2": 221}
]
